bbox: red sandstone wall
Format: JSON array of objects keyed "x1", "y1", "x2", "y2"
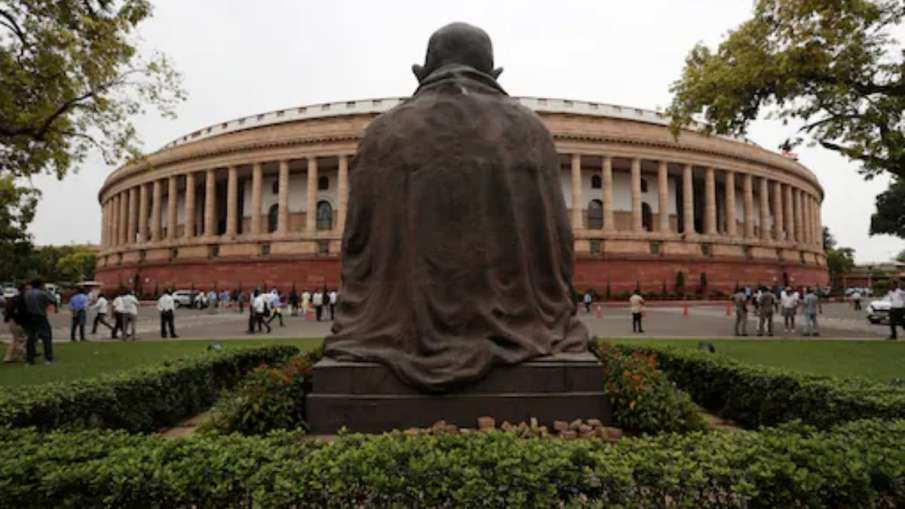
[{"x1": 96, "y1": 255, "x2": 829, "y2": 297}]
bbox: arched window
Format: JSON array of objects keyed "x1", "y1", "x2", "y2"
[
  {"x1": 267, "y1": 204, "x2": 278, "y2": 233},
  {"x1": 318, "y1": 176, "x2": 329, "y2": 191},
  {"x1": 587, "y1": 199, "x2": 603, "y2": 229},
  {"x1": 316, "y1": 201, "x2": 333, "y2": 231},
  {"x1": 640, "y1": 178, "x2": 648, "y2": 193},
  {"x1": 591, "y1": 175, "x2": 602, "y2": 189},
  {"x1": 642, "y1": 203, "x2": 653, "y2": 232}
]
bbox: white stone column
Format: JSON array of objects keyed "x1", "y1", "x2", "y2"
[
  {"x1": 631, "y1": 158, "x2": 642, "y2": 232},
  {"x1": 724, "y1": 170, "x2": 736, "y2": 237},
  {"x1": 226, "y1": 166, "x2": 238, "y2": 237},
  {"x1": 743, "y1": 174, "x2": 755, "y2": 238},
  {"x1": 682, "y1": 164, "x2": 694, "y2": 235},
  {"x1": 167, "y1": 176, "x2": 178, "y2": 241},
  {"x1": 250, "y1": 163, "x2": 263, "y2": 234},
  {"x1": 793, "y1": 188, "x2": 802, "y2": 244},
  {"x1": 277, "y1": 160, "x2": 290, "y2": 235},
  {"x1": 306, "y1": 157, "x2": 318, "y2": 233},
  {"x1": 658, "y1": 161, "x2": 670, "y2": 233},
  {"x1": 784, "y1": 184, "x2": 794, "y2": 242},
  {"x1": 151, "y1": 179, "x2": 162, "y2": 242},
  {"x1": 571, "y1": 154, "x2": 583, "y2": 229},
  {"x1": 111, "y1": 195, "x2": 119, "y2": 247},
  {"x1": 704, "y1": 167, "x2": 717, "y2": 235},
  {"x1": 772, "y1": 180, "x2": 784, "y2": 241},
  {"x1": 602, "y1": 156, "x2": 615, "y2": 231},
  {"x1": 127, "y1": 187, "x2": 138, "y2": 245},
  {"x1": 204, "y1": 169, "x2": 217, "y2": 237},
  {"x1": 759, "y1": 177, "x2": 770, "y2": 241},
  {"x1": 184, "y1": 172, "x2": 196, "y2": 239},
  {"x1": 138, "y1": 183, "x2": 149, "y2": 243},
  {"x1": 337, "y1": 154, "x2": 349, "y2": 234}
]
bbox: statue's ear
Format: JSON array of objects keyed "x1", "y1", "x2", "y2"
[
  {"x1": 491, "y1": 67, "x2": 503, "y2": 79},
  {"x1": 412, "y1": 64, "x2": 426, "y2": 82}
]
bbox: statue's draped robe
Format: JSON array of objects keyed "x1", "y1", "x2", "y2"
[{"x1": 326, "y1": 66, "x2": 589, "y2": 392}]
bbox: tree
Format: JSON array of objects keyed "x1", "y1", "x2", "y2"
[
  {"x1": 1, "y1": 0, "x2": 184, "y2": 181},
  {"x1": 869, "y1": 177, "x2": 905, "y2": 239},
  {"x1": 823, "y1": 226, "x2": 836, "y2": 250},
  {"x1": 0, "y1": 175, "x2": 38, "y2": 282},
  {"x1": 55, "y1": 246, "x2": 97, "y2": 282},
  {"x1": 826, "y1": 246, "x2": 856, "y2": 277},
  {"x1": 896, "y1": 248, "x2": 905, "y2": 262},
  {"x1": 668, "y1": 0, "x2": 905, "y2": 180}
]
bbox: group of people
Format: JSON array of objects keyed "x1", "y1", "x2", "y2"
[
  {"x1": 732, "y1": 285, "x2": 823, "y2": 337},
  {"x1": 245, "y1": 287, "x2": 339, "y2": 334},
  {"x1": 2, "y1": 279, "x2": 56, "y2": 364}
]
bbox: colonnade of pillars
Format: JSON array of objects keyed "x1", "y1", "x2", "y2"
[
  {"x1": 567, "y1": 154, "x2": 823, "y2": 248},
  {"x1": 100, "y1": 155, "x2": 350, "y2": 249}
]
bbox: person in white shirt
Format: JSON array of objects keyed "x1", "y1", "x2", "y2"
[
  {"x1": 301, "y1": 289, "x2": 311, "y2": 320},
  {"x1": 91, "y1": 293, "x2": 114, "y2": 336},
  {"x1": 112, "y1": 293, "x2": 125, "y2": 339},
  {"x1": 312, "y1": 290, "x2": 324, "y2": 321},
  {"x1": 252, "y1": 290, "x2": 272, "y2": 333},
  {"x1": 887, "y1": 280, "x2": 905, "y2": 340},
  {"x1": 157, "y1": 289, "x2": 178, "y2": 339},
  {"x1": 780, "y1": 287, "x2": 799, "y2": 333},
  {"x1": 850, "y1": 290, "x2": 863, "y2": 311},
  {"x1": 121, "y1": 290, "x2": 140, "y2": 340},
  {"x1": 328, "y1": 289, "x2": 338, "y2": 320}
]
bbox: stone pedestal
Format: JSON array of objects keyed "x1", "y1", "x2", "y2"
[{"x1": 306, "y1": 352, "x2": 611, "y2": 434}]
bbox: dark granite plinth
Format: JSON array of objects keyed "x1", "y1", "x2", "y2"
[{"x1": 306, "y1": 353, "x2": 612, "y2": 433}]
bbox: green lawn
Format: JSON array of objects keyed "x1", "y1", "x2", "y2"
[
  {"x1": 0, "y1": 338, "x2": 323, "y2": 387},
  {"x1": 616, "y1": 338, "x2": 905, "y2": 382}
]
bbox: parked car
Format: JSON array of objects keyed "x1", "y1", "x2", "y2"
[
  {"x1": 172, "y1": 290, "x2": 197, "y2": 308},
  {"x1": 866, "y1": 298, "x2": 891, "y2": 325}
]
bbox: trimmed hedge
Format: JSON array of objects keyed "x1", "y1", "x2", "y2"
[
  {"x1": 0, "y1": 345, "x2": 298, "y2": 433},
  {"x1": 591, "y1": 341, "x2": 706, "y2": 433},
  {"x1": 619, "y1": 344, "x2": 905, "y2": 429},
  {"x1": 1, "y1": 419, "x2": 904, "y2": 507}
]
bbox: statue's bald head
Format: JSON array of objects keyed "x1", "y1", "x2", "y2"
[{"x1": 413, "y1": 22, "x2": 502, "y2": 82}]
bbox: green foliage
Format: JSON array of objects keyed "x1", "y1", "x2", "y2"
[
  {"x1": 592, "y1": 341, "x2": 706, "y2": 433},
  {"x1": 201, "y1": 348, "x2": 323, "y2": 435},
  {"x1": 0, "y1": 175, "x2": 39, "y2": 282},
  {"x1": 0, "y1": 0, "x2": 185, "y2": 181},
  {"x1": 3, "y1": 243, "x2": 97, "y2": 284},
  {"x1": 873, "y1": 278, "x2": 892, "y2": 296},
  {"x1": 2, "y1": 419, "x2": 905, "y2": 508},
  {"x1": 826, "y1": 245, "x2": 856, "y2": 276},
  {"x1": 669, "y1": 0, "x2": 905, "y2": 180},
  {"x1": 870, "y1": 177, "x2": 905, "y2": 239},
  {"x1": 620, "y1": 344, "x2": 905, "y2": 429},
  {"x1": 0, "y1": 345, "x2": 298, "y2": 432}
]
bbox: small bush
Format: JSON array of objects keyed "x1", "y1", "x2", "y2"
[
  {"x1": 620, "y1": 344, "x2": 905, "y2": 429},
  {"x1": 201, "y1": 348, "x2": 323, "y2": 435},
  {"x1": 0, "y1": 345, "x2": 298, "y2": 432},
  {"x1": 1, "y1": 420, "x2": 904, "y2": 508},
  {"x1": 592, "y1": 341, "x2": 706, "y2": 433}
]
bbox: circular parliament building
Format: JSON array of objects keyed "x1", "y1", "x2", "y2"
[{"x1": 96, "y1": 97, "x2": 829, "y2": 295}]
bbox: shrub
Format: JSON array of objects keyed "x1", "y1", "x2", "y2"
[
  {"x1": 1, "y1": 420, "x2": 904, "y2": 508},
  {"x1": 200, "y1": 347, "x2": 323, "y2": 435},
  {"x1": 591, "y1": 341, "x2": 706, "y2": 433},
  {"x1": 619, "y1": 344, "x2": 905, "y2": 429},
  {"x1": 0, "y1": 345, "x2": 298, "y2": 433}
]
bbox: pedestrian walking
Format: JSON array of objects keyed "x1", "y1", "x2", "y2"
[
  {"x1": 91, "y1": 293, "x2": 114, "y2": 336},
  {"x1": 583, "y1": 291, "x2": 593, "y2": 313},
  {"x1": 289, "y1": 289, "x2": 299, "y2": 317},
  {"x1": 850, "y1": 289, "x2": 863, "y2": 311},
  {"x1": 23, "y1": 279, "x2": 54, "y2": 365},
  {"x1": 238, "y1": 291, "x2": 246, "y2": 314},
  {"x1": 780, "y1": 287, "x2": 799, "y2": 333},
  {"x1": 313, "y1": 289, "x2": 324, "y2": 321},
  {"x1": 111, "y1": 291, "x2": 125, "y2": 339},
  {"x1": 3, "y1": 285, "x2": 27, "y2": 363},
  {"x1": 253, "y1": 290, "x2": 272, "y2": 333},
  {"x1": 301, "y1": 289, "x2": 311, "y2": 320},
  {"x1": 886, "y1": 280, "x2": 905, "y2": 340},
  {"x1": 801, "y1": 287, "x2": 822, "y2": 336},
  {"x1": 121, "y1": 290, "x2": 139, "y2": 340},
  {"x1": 629, "y1": 290, "x2": 645, "y2": 333},
  {"x1": 68, "y1": 287, "x2": 89, "y2": 342},
  {"x1": 207, "y1": 289, "x2": 218, "y2": 314},
  {"x1": 266, "y1": 289, "x2": 285, "y2": 327},
  {"x1": 158, "y1": 289, "x2": 178, "y2": 339},
  {"x1": 733, "y1": 287, "x2": 748, "y2": 336},
  {"x1": 756, "y1": 286, "x2": 777, "y2": 336},
  {"x1": 328, "y1": 289, "x2": 337, "y2": 320}
]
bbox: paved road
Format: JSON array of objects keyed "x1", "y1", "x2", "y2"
[{"x1": 0, "y1": 302, "x2": 891, "y2": 343}]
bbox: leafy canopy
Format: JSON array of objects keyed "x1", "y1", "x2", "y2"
[
  {"x1": 0, "y1": 0, "x2": 185, "y2": 180},
  {"x1": 869, "y1": 177, "x2": 905, "y2": 238},
  {"x1": 668, "y1": 0, "x2": 905, "y2": 180}
]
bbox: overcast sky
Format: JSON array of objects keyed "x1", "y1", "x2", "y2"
[{"x1": 29, "y1": 0, "x2": 904, "y2": 263}]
